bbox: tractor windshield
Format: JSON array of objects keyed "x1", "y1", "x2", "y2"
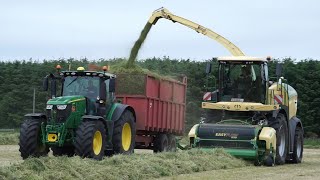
[
  {"x1": 63, "y1": 76, "x2": 100, "y2": 100},
  {"x1": 219, "y1": 61, "x2": 265, "y2": 103}
]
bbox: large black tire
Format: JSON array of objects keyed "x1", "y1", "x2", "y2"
[
  {"x1": 291, "y1": 126, "x2": 303, "y2": 163},
  {"x1": 153, "y1": 134, "x2": 169, "y2": 153},
  {"x1": 168, "y1": 134, "x2": 177, "y2": 152},
  {"x1": 112, "y1": 110, "x2": 135, "y2": 154},
  {"x1": 52, "y1": 146, "x2": 74, "y2": 157},
  {"x1": 19, "y1": 119, "x2": 49, "y2": 159},
  {"x1": 74, "y1": 121, "x2": 106, "y2": 160},
  {"x1": 270, "y1": 114, "x2": 288, "y2": 165}
]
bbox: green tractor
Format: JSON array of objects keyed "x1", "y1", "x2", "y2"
[{"x1": 19, "y1": 66, "x2": 136, "y2": 160}]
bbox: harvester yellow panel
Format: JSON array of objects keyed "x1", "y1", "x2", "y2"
[
  {"x1": 259, "y1": 127, "x2": 276, "y2": 151},
  {"x1": 202, "y1": 102, "x2": 279, "y2": 112},
  {"x1": 188, "y1": 124, "x2": 199, "y2": 138}
]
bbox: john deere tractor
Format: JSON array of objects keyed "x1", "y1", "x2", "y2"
[
  {"x1": 189, "y1": 56, "x2": 303, "y2": 166},
  {"x1": 19, "y1": 66, "x2": 136, "y2": 160}
]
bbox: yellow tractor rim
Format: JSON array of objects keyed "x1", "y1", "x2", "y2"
[
  {"x1": 122, "y1": 123, "x2": 132, "y2": 151},
  {"x1": 93, "y1": 131, "x2": 102, "y2": 155}
]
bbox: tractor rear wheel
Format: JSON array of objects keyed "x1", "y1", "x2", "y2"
[
  {"x1": 270, "y1": 114, "x2": 288, "y2": 165},
  {"x1": 19, "y1": 119, "x2": 49, "y2": 159},
  {"x1": 52, "y1": 146, "x2": 74, "y2": 157},
  {"x1": 292, "y1": 126, "x2": 303, "y2": 163},
  {"x1": 112, "y1": 110, "x2": 135, "y2": 154},
  {"x1": 74, "y1": 121, "x2": 106, "y2": 160},
  {"x1": 153, "y1": 134, "x2": 169, "y2": 153}
]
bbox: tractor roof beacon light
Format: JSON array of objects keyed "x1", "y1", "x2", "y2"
[
  {"x1": 56, "y1": 65, "x2": 61, "y2": 73},
  {"x1": 77, "y1": 67, "x2": 85, "y2": 71},
  {"x1": 102, "y1": 66, "x2": 108, "y2": 72}
]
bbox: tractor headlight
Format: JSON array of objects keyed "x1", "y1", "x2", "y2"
[
  {"x1": 57, "y1": 105, "x2": 67, "y2": 110},
  {"x1": 46, "y1": 104, "x2": 53, "y2": 110}
]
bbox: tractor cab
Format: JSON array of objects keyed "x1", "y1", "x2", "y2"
[
  {"x1": 216, "y1": 56, "x2": 269, "y2": 103},
  {"x1": 43, "y1": 66, "x2": 116, "y2": 118}
]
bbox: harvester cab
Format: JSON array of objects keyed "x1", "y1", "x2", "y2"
[
  {"x1": 19, "y1": 65, "x2": 136, "y2": 160},
  {"x1": 190, "y1": 56, "x2": 303, "y2": 166}
]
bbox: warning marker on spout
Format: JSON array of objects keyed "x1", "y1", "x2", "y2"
[
  {"x1": 274, "y1": 95, "x2": 283, "y2": 104},
  {"x1": 203, "y1": 92, "x2": 212, "y2": 101}
]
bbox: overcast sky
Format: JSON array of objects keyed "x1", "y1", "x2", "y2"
[{"x1": 0, "y1": 0, "x2": 319, "y2": 61}]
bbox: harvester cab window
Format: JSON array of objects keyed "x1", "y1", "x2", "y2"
[{"x1": 220, "y1": 62, "x2": 263, "y2": 103}]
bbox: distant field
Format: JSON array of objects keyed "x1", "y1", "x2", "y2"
[{"x1": 0, "y1": 130, "x2": 19, "y2": 145}]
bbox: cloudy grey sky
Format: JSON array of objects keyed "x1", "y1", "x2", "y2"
[{"x1": 0, "y1": 0, "x2": 319, "y2": 61}]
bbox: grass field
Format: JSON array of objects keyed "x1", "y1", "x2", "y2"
[{"x1": 0, "y1": 145, "x2": 319, "y2": 180}]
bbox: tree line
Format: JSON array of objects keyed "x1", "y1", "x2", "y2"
[{"x1": 0, "y1": 57, "x2": 319, "y2": 137}]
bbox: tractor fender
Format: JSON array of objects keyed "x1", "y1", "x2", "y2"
[
  {"x1": 110, "y1": 103, "x2": 136, "y2": 122},
  {"x1": 24, "y1": 113, "x2": 47, "y2": 121},
  {"x1": 81, "y1": 115, "x2": 106, "y2": 126},
  {"x1": 288, "y1": 116, "x2": 303, "y2": 152}
]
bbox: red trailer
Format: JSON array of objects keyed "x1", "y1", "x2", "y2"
[{"x1": 116, "y1": 74, "x2": 187, "y2": 152}]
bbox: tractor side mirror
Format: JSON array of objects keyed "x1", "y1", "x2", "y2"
[
  {"x1": 100, "y1": 81, "x2": 106, "y2": 100},
  {"x1": 276, "y1": 63, "x2": 283, "y2": 77},
  {"x1": 205, "y1": 63, "x2": 212, "y2": 74},
  {"x1": 50, "y1": 79, "x2": 56, "y2": 98},
  {"x1": 109, "y1": 78, "x2": 115, "y2": 92},
  {"x1": 43, "y1": 76, "x2": 49, "y2": 91}
]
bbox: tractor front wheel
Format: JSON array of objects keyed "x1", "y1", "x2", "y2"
[
  {"x1": 271, "y1": 114, "x2": 288, "y2": 165},
  {"x1": 19, "y1": 119, "x2": 49, "y2": 159},
  {"x1": 112, "y1": 110, "x2": 136, "y2": 154},
  {"x1": 74, "y1": 121, "x2": 106, "y2": 160},
  {"x1": 292, "y1": 126, "x2": 303, "y2": 163}
]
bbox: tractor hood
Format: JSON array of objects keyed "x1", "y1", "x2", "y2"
[{"x1": 47, "y1": 95, "x2": 86, "y2": 105}]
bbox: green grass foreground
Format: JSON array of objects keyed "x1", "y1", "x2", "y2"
[{"x1": 0, "y1": 149, "x2": 247, "y2": 180}]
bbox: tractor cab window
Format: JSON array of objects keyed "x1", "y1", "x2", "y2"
[
  {"x1": 219, "y1": 62, "x2": 264, "y2": 103},
  {"x1": 63, "y1": 76, "x2": 100, "y2": 100}
]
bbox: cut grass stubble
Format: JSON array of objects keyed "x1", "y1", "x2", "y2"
[{"x1": 0, "y1": 149, "x2": 247, "y2": 180}]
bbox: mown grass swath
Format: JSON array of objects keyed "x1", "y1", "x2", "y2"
[{"x1": 0, "y1": 149, "x2": 247, "y2": 180}]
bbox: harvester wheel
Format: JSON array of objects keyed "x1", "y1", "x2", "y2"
[
  {"x1": 292, "y1": 126, "x2": 303, "y2": 163},
  {"x1": 271, "y1": 114, "x2": 288, "y2": 165},
  {"x1": 52, "y1": 146, "x2": 74, "y2": 157},
  {"x1": 153, "y1": 134, "x2": 169, "y2": 153},
  {"x1": 19, "y1": 119, "x2": 49, "y2": 159},
  {"x1": 168, "y1": 134, "x2": 177, "y2": 152},
  {"x1": 74, "y1": 121, "x2": 106, "y2": 160},
  {"x1": 112, "y1": 110, "x2": 135, "y2": 154}
]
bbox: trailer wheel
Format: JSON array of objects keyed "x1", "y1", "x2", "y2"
[
  {"x1": 153, "y1": 134, "x2": 169, "y2": 153},
  {"x1": 19, "y1": 119, "x2": 49, "y2": 159},
  {"x1": 292, "y1": 126, "x2": 303, "y2": 163},
  {"x1": 113, "y1": 110, "x2": 135, "y2": 154},
  {"x1": 74, "y1": 121, "x2": 106, "y2": 160},
  {"x1": 52, "y1": 146, "x2": 74, "y2": 157},
  {"x1": 270, "y1": 114, "x2": 288, "y2": 165},
  {"x1": 168, "y1": 134, "x2": 177, "y2": 152}
]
